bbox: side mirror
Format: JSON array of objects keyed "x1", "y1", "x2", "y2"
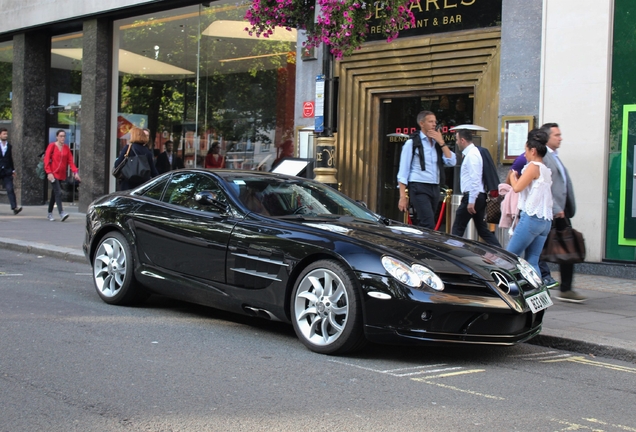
[{"x1": 194, "y1": 191, "x2": 229, "y2": 212}]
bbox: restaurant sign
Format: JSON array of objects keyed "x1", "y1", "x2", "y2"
[{"x1": 366, "y1": 0, "x2": 502, "y2": 42}]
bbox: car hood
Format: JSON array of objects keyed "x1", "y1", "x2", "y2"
[{"x1": 301, "y1": 219, "x2": 520, "y2": 278}]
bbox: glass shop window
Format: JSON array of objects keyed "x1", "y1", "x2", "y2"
[{"x1": 113, "y1": 1, "x2": 297, "y2": 175}]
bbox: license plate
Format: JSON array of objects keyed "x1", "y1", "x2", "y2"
[{"x1": 526, "y1": 291, "x2": 553, "y2": 313}]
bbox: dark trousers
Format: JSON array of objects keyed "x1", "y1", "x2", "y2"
[
  {"x1": 538, "y1": 217, "x2": 574, "y2": 291},
  {"x1": 48, "y1": 179, "x2": 64, "y2": 214},
  {"x1": 452, "y1": 193, "x2": 501, "y2": 247},
  {"x1": 1, "y1": 175, "x2": 17, "y2": 209},
  {"x1": 409, "y1": 182, "x2": 440, "y2": 229}
]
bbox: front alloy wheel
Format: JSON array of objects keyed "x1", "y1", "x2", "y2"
[
  {"x1": 291, "y1": 260, "x2": 365, "y2": 354},
  {"x1": 92, "y1": 231, "x2": 146, "y2": 305}
]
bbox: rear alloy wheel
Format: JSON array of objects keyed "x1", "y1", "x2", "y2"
[
  {"x1": 92, "y1": 231, "x2": 147, "y2": 305},
  {"x1": 291, "y1": 260, "x2": 366, "y2": 354}
]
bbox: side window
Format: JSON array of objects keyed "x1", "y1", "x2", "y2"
[
  {"x1": 140, "y1": 177, "x2": 170, "y2": 201},
  {"x1": 162, "y1": 173, "x2": 198, "y2": 208},
  {"x1": 162, "y1": 172, "x2": 228, "y2": 212}
]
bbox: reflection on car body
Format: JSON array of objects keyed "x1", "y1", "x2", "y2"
[{"x1": 83, "y1": 169, "x2": 552, "y2": 355}]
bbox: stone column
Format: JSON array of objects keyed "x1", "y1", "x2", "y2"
[
  {"x1": 12, "y1": 31, "x2": 50, "y2": 205},
  {"x1": 79, "y1": 19, "x2": 112, "y2": 212}
]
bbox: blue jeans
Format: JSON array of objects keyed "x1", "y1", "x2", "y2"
[{"x1": 506, "y1": 212, "x2": 551, "y2": 274}]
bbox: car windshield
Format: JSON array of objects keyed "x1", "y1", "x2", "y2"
[{"x1": 223, "y1": 175, "x2": 379, "y2": 221}]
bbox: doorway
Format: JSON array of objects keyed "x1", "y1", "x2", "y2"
[{"x1": 377, "y1": 91, "x2": 474, "y2": 223}]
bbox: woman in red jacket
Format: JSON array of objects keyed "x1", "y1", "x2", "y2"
[
  {"x1": 44, "y1": 129, "x2": 80, "y2": 222},
  {"x1": 204, "y1": 142, "x2": 225, "y2": 169}
]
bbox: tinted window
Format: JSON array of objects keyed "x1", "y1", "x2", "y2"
[
  {"x1": 162, "y1": 172, "x2": 228, "y2": 211},
  {"x1": 140, "y1": 177, "x2": 170, "y2": 200},
  {"x1": 225, "y1": 175, "x2": 378, "y2": 221}
]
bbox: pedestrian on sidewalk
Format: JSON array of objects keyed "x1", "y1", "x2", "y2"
[
  {"x1": 397, "y1": 110, "x2": 456, "y2": 229},
  {"x1": 506, "y1": 129, "x2": 553, "y2": 275},
  {"x1": 0, "y1": 128, "x2": 23, "y2": 215},
  {"x1": 205, "y1": 142, "x2": 225, "y2": 169},
  {"x1": 114, "y1": 127, "x2": 158, "y2": 191},
  {"x1": 45, "y1": 129, "x2": 80, "y2": 222},
  {"x1": 156, "y1": 140, "x2": 184, "y2": 174},
  {"x1": 539, "y1": 123, "x2": 586, "y2": 303},
  {"x1": 451, "y1": 128, "x2": 501, "y2": 246}
]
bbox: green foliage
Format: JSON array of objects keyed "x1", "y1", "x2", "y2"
[{"x1": 0, "y1": 62, "x2": 12, "y2": 120}]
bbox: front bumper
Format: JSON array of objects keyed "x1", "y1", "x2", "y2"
[{"x1": 357, "y1": 272, "x2": 547, "y2": 346}]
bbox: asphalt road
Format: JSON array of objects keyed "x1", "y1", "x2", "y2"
[{"x1": 2, "y1": 249, "x2": 636, "y2": 432}]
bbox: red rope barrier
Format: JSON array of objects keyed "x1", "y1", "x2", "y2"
[{"x1": 434, "y1": 201, "x2": 446, "y2": 231}]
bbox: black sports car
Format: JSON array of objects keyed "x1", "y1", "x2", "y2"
[{"x1": 83, "y1": 169, "x2": 552, "y2": 354}]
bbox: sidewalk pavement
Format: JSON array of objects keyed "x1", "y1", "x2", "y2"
[{"x1": 2, "y1": 204, "x2": 636, "y2": 362}]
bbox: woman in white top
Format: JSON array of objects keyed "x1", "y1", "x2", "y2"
[{"x1": 506, "y1": 129, "x2": 553, "y2": 274}]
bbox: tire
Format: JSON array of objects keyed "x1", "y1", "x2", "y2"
[
  {"x1": 291, "y1": 259, "x2": 366, "y2": 354},
  {"x1": 92, "y1": 231, "x2": 147, "y2": 305}
]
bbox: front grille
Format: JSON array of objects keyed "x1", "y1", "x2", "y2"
[{"x1": 438, "y1": 273, "x2": 498, "y2": 297}]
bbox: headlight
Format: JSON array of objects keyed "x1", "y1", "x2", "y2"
[
  {"x1": 517, "y1": 258, "x2": 543, "y2": 288},
  {"x1": 412, "y1": 264, "x2": 445, "y2": 291},
  {"x1": 381, "y1": 256, "x2": 421, "y2": 288}
]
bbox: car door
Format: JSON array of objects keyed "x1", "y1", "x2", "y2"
[{"x1": 132, "y1": 172, "x2": 237, "y2": 285}]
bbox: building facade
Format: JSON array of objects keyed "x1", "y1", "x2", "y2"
[{"x1": 0, "y1": 0, "x2": 632, "y2": 268}]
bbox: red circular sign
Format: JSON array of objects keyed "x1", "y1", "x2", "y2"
[{"x1": 302, "y1": 101, "x2": 314, "y2": 118}]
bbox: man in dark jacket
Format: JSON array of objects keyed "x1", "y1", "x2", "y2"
[
  {"x1": 0, "y1": 128, "x2": 22, "y2": 215},
  {"x1": 539, "y1": 123, "x2": 585, "y2": 303},
  {"x1": 156, "y1": 140, "x2": 184, "y2": 174}
]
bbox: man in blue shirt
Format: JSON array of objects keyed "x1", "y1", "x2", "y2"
[
  {"x1": 451, "y1": 129, "x2": 500, "y2": 246},
  {"x1": 397, "y1": 111, "x2": 456, "y2": 229}
]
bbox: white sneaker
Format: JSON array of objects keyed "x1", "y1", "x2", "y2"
[
  {"x1": 47, "y1": 213, "x2": 55, "y2": 221},
  {"x1": 60, "y1": 212, "x2": 69, "y2": 222}
]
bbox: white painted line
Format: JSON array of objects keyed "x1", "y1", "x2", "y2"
[
  {"x1": 0, "y1": 274, "x2": 23, "y2": 276},
  {"x1": 392, "y1": 367, "x2": 463, "y2": 377},
  {"x1": 382, "y1": 364, "x2": 447, "y2": 373},
  {"x1": 328, "y1": 359, "x2": 453, "y2": 376},
  {"x1": 509, "y1": 351, "x2": 558, "y2": 358}
]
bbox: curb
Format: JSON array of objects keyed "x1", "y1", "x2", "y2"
[
  {"x1": 0, "y1": 238, "x2": 87, "y2": 265},
  {"x1": 528, "y1": 334, "x2": 636, "y2": 364}
]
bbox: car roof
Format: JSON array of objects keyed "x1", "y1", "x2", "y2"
[{"x1": 186, "y1": 168, "x2": 306, "y2": 182}]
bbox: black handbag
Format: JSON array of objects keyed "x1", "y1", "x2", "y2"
[
  {"x1": 484, "y1": 193, "x2": 503, "y2": 224},
  {"x1": 540, "y1": 219, "x2": 586, "y2": 264},
  {"x1": 112, "y1": 144, "x2": 131, "y2": 179},
  {"x1": 120, "y1": 146, "x2": 151, "y2": 184}
]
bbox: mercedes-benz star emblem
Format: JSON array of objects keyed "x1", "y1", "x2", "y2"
[{"x1": 491, "y1": 271, "x2": 510, "y2": 294}]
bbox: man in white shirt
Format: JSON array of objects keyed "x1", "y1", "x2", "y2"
[
  {"x1": 451, "y1": 129, "x2": 500, "y2": 246},
  {"x1": 0, "y1": 128, "x2": 22, "y2": 215}
]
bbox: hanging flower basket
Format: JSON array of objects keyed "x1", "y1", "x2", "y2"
[{"x1": 245, "y1": 0, "x2": 417, "y2": 59}]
